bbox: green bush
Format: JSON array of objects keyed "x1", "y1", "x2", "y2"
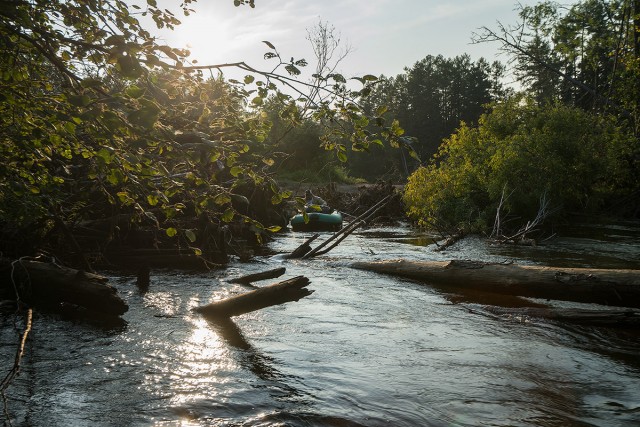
[{"x1": 403, "y1": 97, "x2": 636, "y2": 231}]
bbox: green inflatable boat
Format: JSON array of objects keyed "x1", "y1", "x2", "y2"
[{"x1": 290, "y1": 210, "x2": 343, "y2": 232}]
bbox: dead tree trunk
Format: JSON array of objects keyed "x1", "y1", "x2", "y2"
[
  {"x1": 194, "y1": 276, "x2": 313, "y2": 318},
  {"x1": 229, "y1": 267, "x2": 286, "y2": 285},
  {"x1": 352, "y1": 259, "x2": 640, "y2": 308},
  {"x1": 0, "y1": 257, "x2": 128, "y2": 316},
  {"x1": 288, "y1": 234, "x2": 320, "y2": 259}
]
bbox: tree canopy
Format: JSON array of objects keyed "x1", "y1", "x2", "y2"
[
  {"x1": 0, "y1": 0, "x2": 411, "y2": 261},
  {"x1": 474, "y1": 0, "x2": 640, "y2": 133}
]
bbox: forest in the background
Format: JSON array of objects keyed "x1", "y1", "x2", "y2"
[{"x1": 0, "y1": 0, "x2": 639, "y2": 267}]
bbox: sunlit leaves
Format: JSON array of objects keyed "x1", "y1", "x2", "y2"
[{"x1": 403, "y1": 97, "x2": 636, "y2": 231}]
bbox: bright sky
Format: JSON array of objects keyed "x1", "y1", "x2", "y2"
[{"x1": 151, "y1": 0, "x2": 575, "y2": 81}]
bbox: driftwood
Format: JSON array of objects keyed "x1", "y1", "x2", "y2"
[
  {"x1": 434, "y1": 229, "x2": 464, "y2": 252},
  {"x1": 352, "y1": 259, "x2": 640, "y2": 309},
  {"x1": 477, "y1": 306, "x2": 640, "y2": 328},
  {"x1": 194, "y1": 276, "x2": 313, "y2": 318},
  {"x1": 229, "y1": 267, "x2": 286, "y2": 285},
  {"x1": 288, "y1": 234, "x2": 320, "y2": 259},
  {"x1": 0, "y1": 257, "x2": 128, "y2": 316}
]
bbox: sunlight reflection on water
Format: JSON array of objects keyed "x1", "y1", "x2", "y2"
[{"x1": 169, "y1": 316, "x2": 234, "y2": 405}]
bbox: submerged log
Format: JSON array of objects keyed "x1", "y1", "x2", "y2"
[
  {"x1": 478, "y1": 306, "x2": 640, "y2": 328},
  {"x1": 194, "y1": 276, "x2": 313, "y2": 318},
  {"x1": 0, "y1": 257, "x2": 128, "y2": 316},
  {"x1": 352, "y1": 259, "x2": 640, "y2": 309},
  {"x1": 229, "y1": 267, "x2": 286, "y2": 285}
]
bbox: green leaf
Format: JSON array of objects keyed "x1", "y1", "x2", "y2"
[
  {"x1": 67, "y1": 94, "x2": 91, "y2": 107},
  {"x1": 229, "y1": 166, "x2": 243, "y2": 177},
  {"x1": 222, "y1": 208, "x2": 235, "y2": 222},
  {"x1": 337, "y1": 151, "x2": 347, "y2": 162},
  {"x1": 244, "y1": 75, "x2": 255, "y2": 84},
  {"x1": 117, "y1": 191, "x2": 130, "y2": 203},
  {"x1": 128, "y1": 102, "x2": 160, "y2": 128},
  {"x1": 126, "y1": 85, "x2": 145, "y2": 98},
  {"x1": 214, "y1": 193, "x2": 232, "y2": 205},
  {"x1": 375, "y1": 105, "x2": 388, "y2": 116},
  {"x1": 185, "y1": 229, "x2": 196, "y2": 242},
  {"x1": 96, "y1": 148, "x2": 114, "y2": 164},
  {"x1": 117, "y1": 55, "x2": 144, "y2": 79},
  {"x1": 262, "y1": 40, "x2": 276, "y2": 50},
  {"x1": 147, "y1": 194, "x2": 159, "y2": 206},
  {"x1": 266, "y1": 226, "x2": 281, "y2": 232},
  {"x1": 166, "y1": 227, "x2": 177, "y2": 237}
]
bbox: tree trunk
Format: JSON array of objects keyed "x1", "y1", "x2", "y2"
[
  {"x1": 352, "y1": 260, "x2": 640, "y2": 308},
  {"x1": 478, "y1": 305, "x2": 640, "y2": 328},
  {"x1": 0, "y1": 257, "x2": 128, "y2": 316},
  {"x1": 229, "y1": 267, "x2": 286, "y2": 285},
  {"x1": 194, "y1": 276, "x2": 313, "y2": 318}
]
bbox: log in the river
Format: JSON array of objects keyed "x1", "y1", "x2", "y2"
[
  {"x1": 229, "y1": 267, "x2": 286, "y2": 285},
  {"x1": 476, "y1": 306, "x2": 640, "y2": 328},
  {"x1": 194, "y1": 276, "x2": 313, "y2": 318},
  {"x1": 0, "y1": 257, "x2": 128, "y2": 316},
  {"x1": 352, "y1": 259, "x2": 640, "y2": 308}
]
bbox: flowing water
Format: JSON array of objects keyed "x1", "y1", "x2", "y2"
[{"x1": 2, "y1": 220, "x2": 640, "y2": 426}]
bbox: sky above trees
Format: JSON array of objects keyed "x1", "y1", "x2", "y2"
[{"x1": 151, "y1": 0, "x2": 579, "y2": 81}]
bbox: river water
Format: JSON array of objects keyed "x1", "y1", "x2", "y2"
[{"x1": 2, "y1": 220, "x2": 640, "y2": 426}]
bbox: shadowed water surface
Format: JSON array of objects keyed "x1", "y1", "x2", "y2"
[{"x1": 2, "y1": 220, "x2": 640, "y2": 426}]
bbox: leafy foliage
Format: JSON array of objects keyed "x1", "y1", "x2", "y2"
[
  {"x1": 403, "y1": 97, "x2": 636, "y2": 231},
  {"x1": 0, "y1": 0, "x2": 418, "y2": 259}
]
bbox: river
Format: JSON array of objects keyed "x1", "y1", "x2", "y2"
[{"x1": 2, "y1": 220, "x2": 640, "y2": 426}]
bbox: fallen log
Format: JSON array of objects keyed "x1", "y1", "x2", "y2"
[
  {"x1": 194, "y1": 276, "x2": 313, "y2": 318},
  {"x1": 288, "y1": 234, "x2": 320, "y2": 259},
  {"x1": 434, "y1": 229, "x2": 464, "y2": 252},
  {"x1": 229, "y1": 267, "x2": 286, "y2": 285},
  {"x1": 0, "y1": 257, "x2": 128, "y2": 316},
  {"x1": 476, "y1": 306, "x2": 640, "y2": 328},
  {"x1": 351, "y1": 259, "x2": 640, "y2": 309}
]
